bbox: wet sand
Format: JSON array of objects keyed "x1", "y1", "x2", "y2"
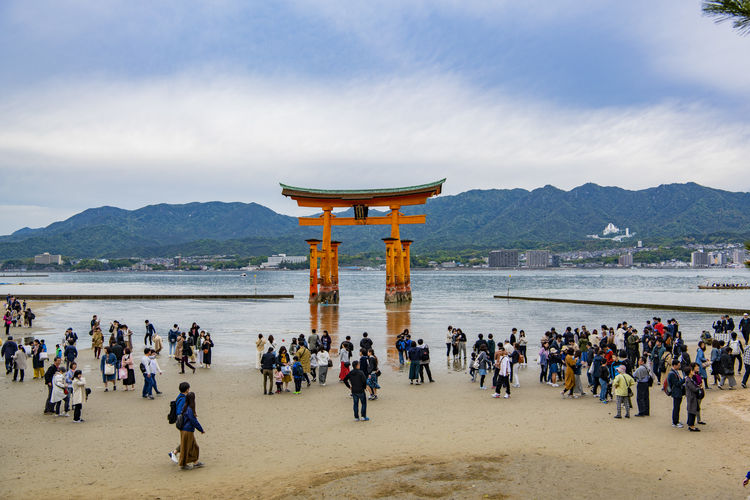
[{"x1": 0, "y1": 344, "x2": 748, "y2": 499}]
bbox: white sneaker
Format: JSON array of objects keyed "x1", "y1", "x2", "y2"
[
  {"x1": 552, "y1": 383, "x2": 560, "y2": 387},
  {"x1": 503, "y1": 394, "x2": 509, "y2": 399},
  {"x1": 169, "y1": 452, "x2": 179, "y2": 464},
  {"x1": 513, "y1": 384, "x2": 520, "y2": 388},
  {"x1": 492, "y1": 393, "x2": 501, "y2": 398},
  {"x1": 479, "y1": 386, "x2": 487, "y2": 390}
]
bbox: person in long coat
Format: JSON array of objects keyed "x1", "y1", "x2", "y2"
[
  {"x1": 32, "y1": 340, "x2": 45, "y2": 379},
  {"x1": 685, "y1": 363, "x2": 702, "y2": 432},
  {"x1": 202, "y1": 334, "x2": 214, "y2": 368},
  {"x1": 295, "y1": 342, "x2": 311, "y2": 384},
  {"x1": 91, "y1": 327, "x2": 104, "y2": 359},
  {"x1": 563, "y1": 349, "x2": 576, "y2": 397},
  {"x1": 12, "y1": 346, "x2": 27, "y2": 382},
  {"x1": 50, "y1": 367, "x2": 68, "y2": 415}
]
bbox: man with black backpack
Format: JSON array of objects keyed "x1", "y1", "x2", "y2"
[
  {"x1": 417, "y1": 339, "x2": 434, "y2": 383},
  {"x1": 360, "y1": 332, "x2": 373, "y2": 352},
  {"x1": 168, "y1": 382, "x2": 191, "y2": 464}
]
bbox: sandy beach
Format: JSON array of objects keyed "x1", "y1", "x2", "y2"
[{"x1": 1, "y1": 337, "x2": 749, "y2": 499}]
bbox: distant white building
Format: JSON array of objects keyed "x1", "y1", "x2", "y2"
[
  {"x1": 34, "y1": 252, "x2": 62, "y2": 265},
  {"x1": 709, "y1": 252, "x2": 724, "y2": 266},
  {"x1": 262, "y1": 254, "x2": 306, "y2": 268},
  {"x1": 603, "y1": 223, "x2": 620, "y2": 236}
]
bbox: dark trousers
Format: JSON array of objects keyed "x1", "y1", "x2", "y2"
[
  {"x1": 733, "y1": 354, "x2": 742, "y2": 372},
  {"x1": 540, "y1": 364, "x2": 548, "y2": 383},
  {"x1": 64, "y1": 394, "x2": 70, "y2": 412},
  {"x1": 45, "y1": 385, "x2": 54, "y2": 413},
  {"x1": 352, "y1": 392, "x2": 367, "y2": 418},
  {"x1": 4, "y1": 358, "x2": 12, "y2": 374},
  {"x1": 492, "y1": 368, "x2": 500, "y2": 387},
  {"x1": 13, "y1": 368, "x2": 24, "y2": 381},
  {"x1": 144, "y1": 333, "x2": 153, "y2": 346},
  {"x1": 73, "y1": 403, "x2": 82, "y2": 421},
  {"x1": 262, "y1": 369, "x2": 273, "y2": 393},
  {"x1": 742, "y1": 364, "x2": 750, "y2": 386},
  {"x1": 672, "y1": 396, "x2": 682, "y2": 425},
  {"x1": 294, "y1": 378, "x2": 302, "y2": 392},
  {"x1": 636, "y1": 381, "x2": 649, "y2": 415},
  {"x1": 419, "y1": 363, "x2": 433, "y2": 383},
  {"x1": 687, "y1": 412, "x2": 696, "y2": 426},
  {"x1": 310, "y1": 367, "x2": 316, "y2": 380},
  {"x1": 496, "y1": 375, "x2": 510, "y2": 395},
  {"x1": 181, "y1": 356, "x2": 194, "y2": 373}
]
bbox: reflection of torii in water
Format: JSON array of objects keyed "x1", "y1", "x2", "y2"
[{"x1": 281, "y1": 179, "x2": 445, "y2": 304}]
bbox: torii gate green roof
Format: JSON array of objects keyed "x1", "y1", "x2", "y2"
[{"x1": 280, "y1": 178, "x2": 445, "y2": 201}]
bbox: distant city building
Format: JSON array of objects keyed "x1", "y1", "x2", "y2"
[
  {"x1": 708, "y1": 252, "x2": 724, "y2": 266},
  {"x1": 489, "y1": 250, "x2": 519, "y2": 268},
  {"x1": 34, "y1": 252, "x2": 62, "y2": 265},
  {"x1": 732, "y1": 248, "x2": 747, "y2": 265},
  {"x1": 173, "y1": 255, "x2": 182, "y2": 267},
  {"x1": 691, "y1": 251, "x2": 709, "y2": 268},
  {"x1": 637, "y1": 240, "x2": 643, "y2": 248},
  {"x1": 440, "y1": 261, "x2": 458, "y2": 268},
  {"x1": 618, "y1": 253, "x2": 633, "y2": 267},
  {"x1": 526, "y1": 250, "x2": 550, "y2": 268},
  {"x1": 551, "y1": 255, "x2": 561, "y2": 267},
  {"x1": 262, "y1": 253, "x2": 307, "y2": 268}
]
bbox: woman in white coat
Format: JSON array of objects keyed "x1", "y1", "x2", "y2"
[
  {"x1": 316, "y1": 349, "x2": 330, "y2": 386},
  {"x1": 12, "y1": 346, "x2": 27, "y2": 382},
  {"x1": 71, "y1": 370, "x2": 87, "y2": 423},
  {"x1": 50, "y1": 366, "x2": 68, "y2": 416}
]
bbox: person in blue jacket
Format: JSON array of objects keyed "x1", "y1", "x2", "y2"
[
  {"x1": 169, "y1": 382, "x2": 191, "y2": 464},
  {"x1": 178, "y1": 391, "x2": 205, "y2": 470}
]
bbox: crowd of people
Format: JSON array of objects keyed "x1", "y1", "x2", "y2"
[{"x1": 3, "y1": 294, "x2": 35, "y2": 335}]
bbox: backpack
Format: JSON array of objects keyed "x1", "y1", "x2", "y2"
[
  {"x1": 421, "y1": 346, "x2": 430, "y2": 362},
  {"x1": 662, "y1": 375, "x2": 671, "y2": 396},
  {"x1": 292, "y1": 363, "x2": 303, "y2": 378},
  {"x1": 168, "y1": 400, "x2": 178, "y2": 424},
  {"x1": 697, "y1": 387, "x2": 705, "y2": 400}
]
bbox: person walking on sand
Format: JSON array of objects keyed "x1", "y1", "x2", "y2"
[
  {"x1": 144, "y1": 320, "x2": 156, "y2": 347},
  {"x1": 71, "y1": 370, "x2": 87, "y2": 423},
  {"x1": 255, "y1": 334, "x2": 267, "y2": 369},
  {"x1": 50, "y1": 365, "x2": 68, "y2": 417},
  {"x1": 43, "y1": 357, "x2": 62, "y2": 414},
  {"x1": 11, "y1": 344, "x2": 27, "y2": 382},
  {"x1": 261, "y1": 347, "x2": 276, "y2": 395},
  {"x1": 685, "y1": 362, "x2": 703, "y2": 432},
  {"x1": 168, "y1": 324, "x2": 179, "y2": 357},
  {"x1": 417, "y1": 339, "x2": 434, "y2": 383},
  {"x1": 178, "y1": 392, "x2": 205, "y2": 470},
  {"x1": 476, "y1": 344, "x2": 491, "y2": 390},
  {"x1": 317, "y1": 348, "x2": 330, "y2": 386},
  {"x1": 180, "y1": 334, "x2": 196, "y2": 374},
  {"x1": 667, "y1": 359, "x2": 685, "y2": 428},
  {"x1": 101, "y1": 347, "x2": 117, "y2": 392},
  {"x1": 492, "y1": 347, "x2": 511, "y2": 399},
  {"x1": 344, "y1": 360, "x2": 369, "y2": 421},
  {"x1": 295, "y1": 341, "x2": 312, "y2": 387},
  {"x1": 408, "y1": 341, "x2": 422, "y2": 385},
  {"x1": 2, "y1": 335, "x2": 18, "y2": 374},
  {"x1": 91, "y1": 325, "x2": 103, "y2": 359},
  {"x1": 633, "y1": 356, "x2": 651, "y2": 417},
  {"x1": 612, "y1": 365, "x2": 635, "y2": 419},
  {"x1": 169, "y1": 382, "x2": 191, "y2": 464},
  {"x1": 153, "y1": 332, "x2": 163, "y2": 356}
]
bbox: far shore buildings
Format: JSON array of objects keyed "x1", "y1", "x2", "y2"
[
  {"x1": 262, "y1": 253, "x2": 306, "y2": 268},
  {"x1": 618, "y1": 253, "x2": 634, "y2": 267},
  {"x1": 526, "y1": 250, "x2": 550, "y2": 268},
  {"x1": 489, "y1": 250, "x2": 519, "y2": 268},
  {"x1": 691, "y1": 250, "x2": 710, "y2": 268},
  {"x1": 34, "y1": 252, "x2": 62, "y2": 265}
]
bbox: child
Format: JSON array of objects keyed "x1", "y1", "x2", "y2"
[
  {"x1": 274, "y1": 368, "x2": 283, "y2": 394},
  {"x1": 469, "y1": 351, "x2": 477, "y2": 382},
  {"x1": 55, "y1": 344, "x2": 63, "y2": 360},
  {"x1": 310, "y1": 351, "x2": 318, "y2": 382},
  {"x1": 291, "y1": 356, "x2": 304, "y2": 394}
]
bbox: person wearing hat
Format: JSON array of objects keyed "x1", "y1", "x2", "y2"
[{"x1": 612, "y1": 364, "x2": 635, "y2": 418}]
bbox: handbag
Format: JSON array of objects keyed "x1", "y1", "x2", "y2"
[
  {"x1": 118, "y1": 367, "x2": 128, "y2": 379},
  {"x1": 203, "y1": 348, "x2": 209, "y2": 354},
  {"x1": 327, "y1": 359, "x2": 333, "y2": 368},
  {"x1": 39, "y1": 352, "x2": 48, "y2": 360},
  {"x1": 104, "y1": 363, "x2": 115, "y2": 375}
]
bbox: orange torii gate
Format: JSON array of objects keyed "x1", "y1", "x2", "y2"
[{"x1": 281, "y1": 179, "x2": 445, "y2": 304}]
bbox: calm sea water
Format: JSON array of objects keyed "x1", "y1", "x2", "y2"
[{"x1": 2, "y1": 269, "x2": 748, "y2": 368}]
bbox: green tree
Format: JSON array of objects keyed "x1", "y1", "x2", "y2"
[
  {"x1": 746, "y1": 241, "x2": 750, "y2": 268},
  {"x1": 703, "y1": 1, "x2": 750, "y2": 35}
]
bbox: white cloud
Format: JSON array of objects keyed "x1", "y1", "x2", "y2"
[{"x1": 0, "y1": 71, "x2": 748, "y2": 234}]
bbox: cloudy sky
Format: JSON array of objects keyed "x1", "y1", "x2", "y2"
[{"x1": 1, "y1": 0, "x2": 748, "y2": 235}]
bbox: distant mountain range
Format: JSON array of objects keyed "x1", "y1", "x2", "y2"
[{"x1": 2, "y1": 182, "x2": 749, "y2": 259}]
